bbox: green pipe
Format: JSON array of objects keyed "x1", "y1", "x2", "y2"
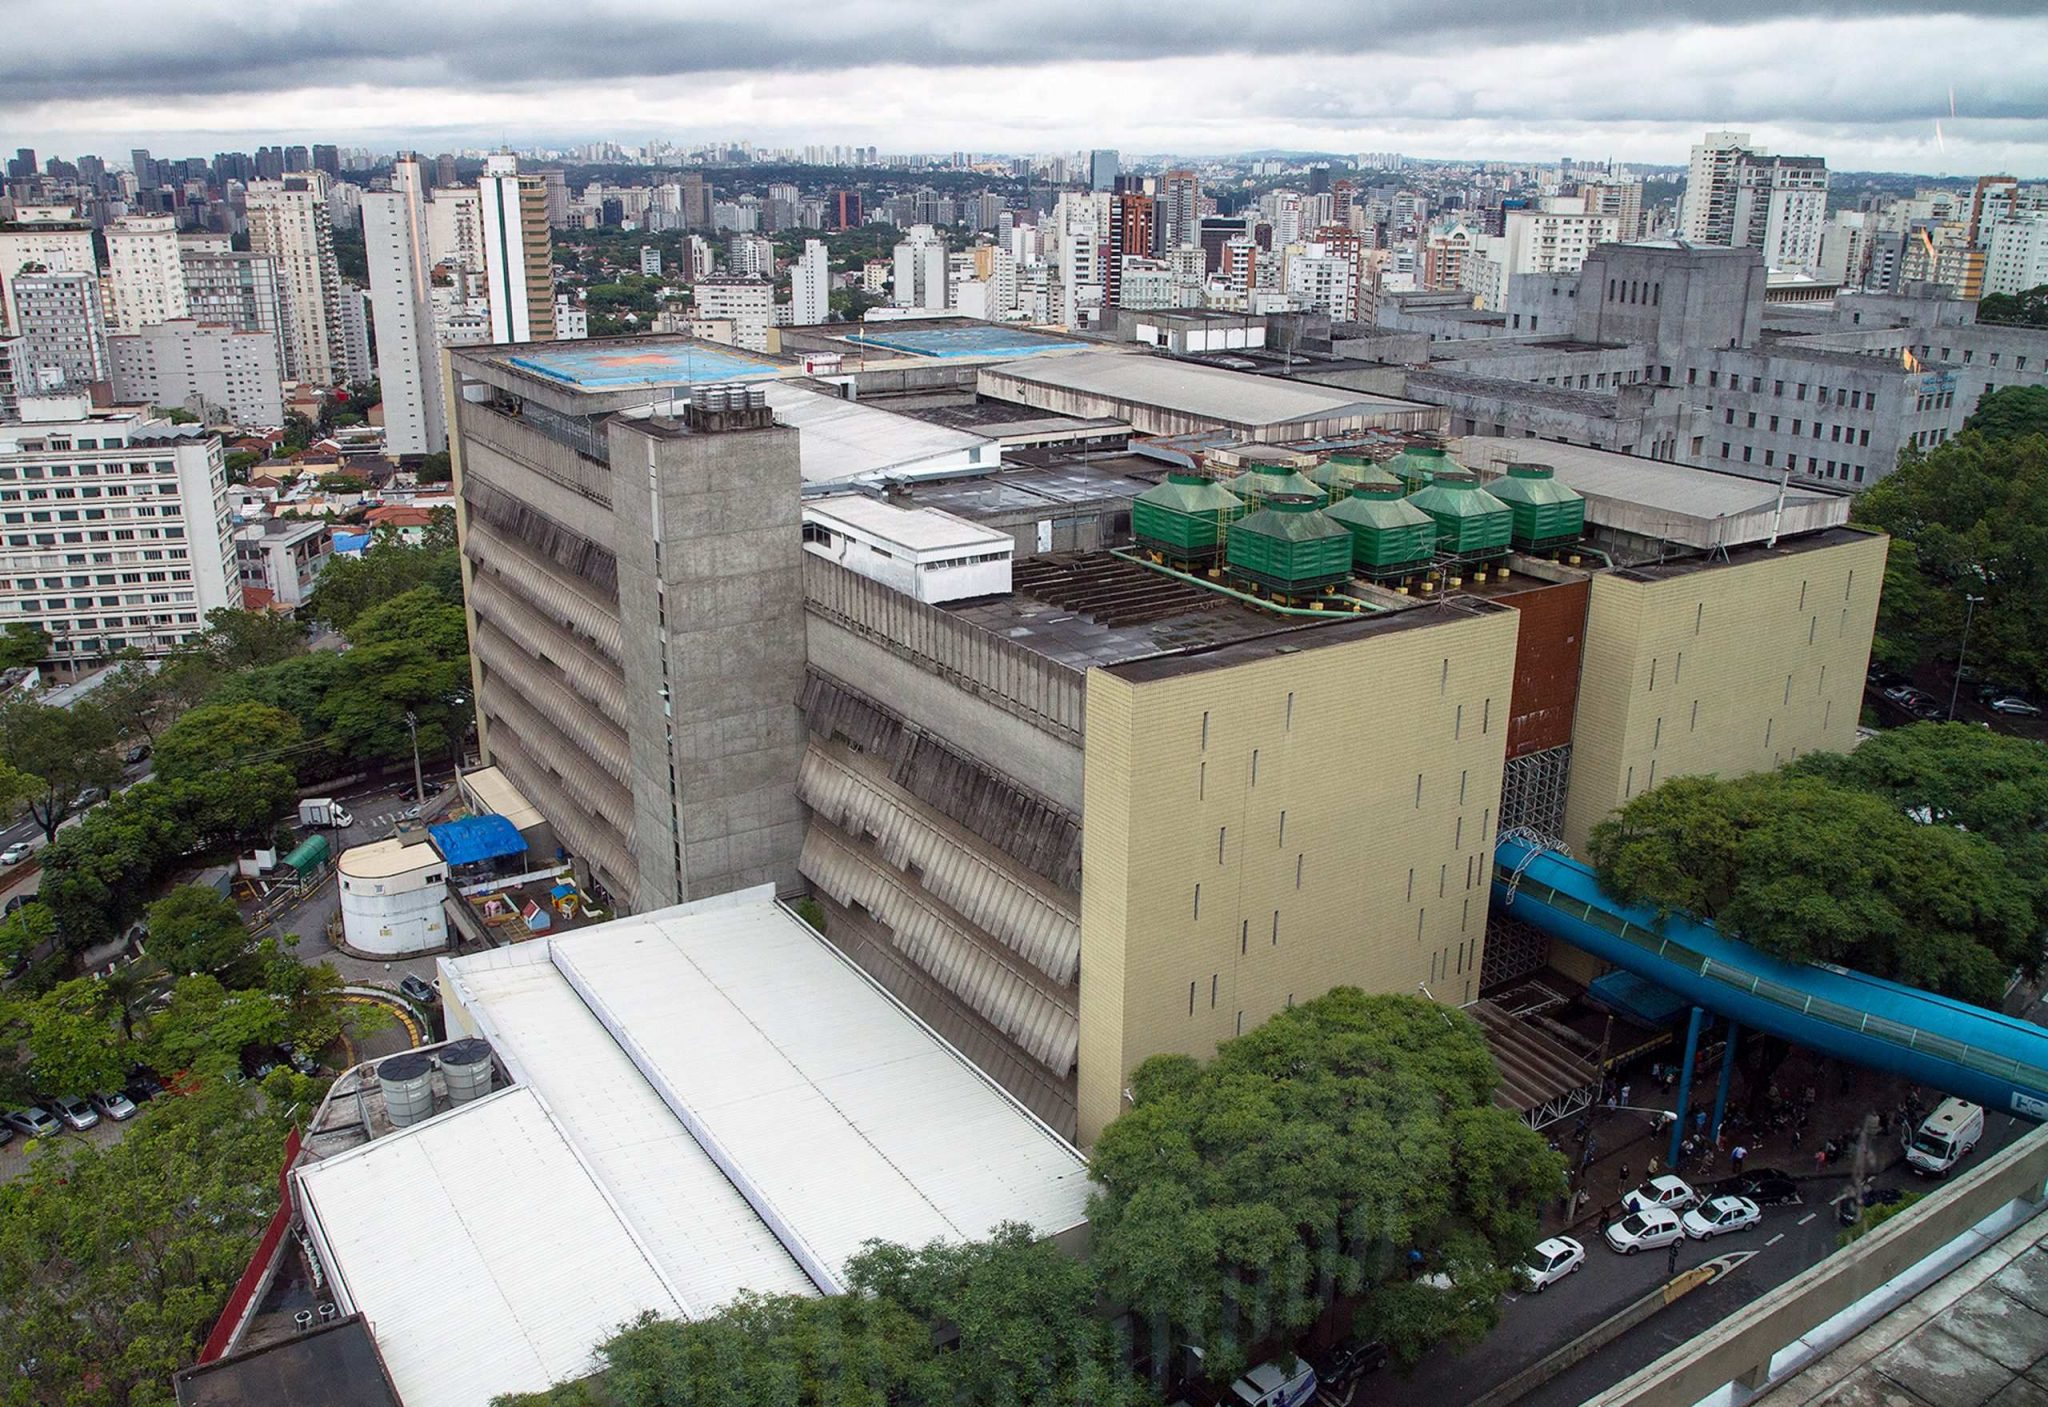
[{"x1": 1109, "y1": 547, "x2": 1391, "y2": 616}]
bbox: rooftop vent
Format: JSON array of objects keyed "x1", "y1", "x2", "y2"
[{"x1": 684, "y1": 381, "x2": 775, "y2": 433}]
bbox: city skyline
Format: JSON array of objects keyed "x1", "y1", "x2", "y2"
[{"x1": 3, "y1": 1, "x2": 2046, "y2": 175}]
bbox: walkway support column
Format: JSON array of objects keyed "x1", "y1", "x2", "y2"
[
  {"x1": 1712, "y1": 1020, "x2": 1741, "y2": 1142},
  {"x1": 1669, "y1": 1006, "x2": 1706, "y2": 1172}
]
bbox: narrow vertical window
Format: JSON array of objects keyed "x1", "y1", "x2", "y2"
[
  {"x1": 1189, "y1": 982, "x2": 1196, "y2": 1015},
  {"x1": 1193, "y1": 883, "x2": 1201, "y2": 919},
  {"x1": 1201, "y1": 711, "x2": 1209, "y2": 749},
  {"x1": 1415, "y1": 773, "x2": 1424, "y2": 807},
  {"x1": 1295, "y1": 853, "x2": 1304, "y2": 889},
  {"x1": 1250, "y1": 749, "x2": 1259, "y2": 786},
  {"x1": 1440, "y1": 658, "x2": 1449, "y2": 694},
  {"x1": 1277, "y1": 811, "x2": 1287, "y2": 845},
  {"x1": 1198, "y1": 761, "x2": 1206, "y2": 799},
  {"x1": 1218, "y1": 827, "x2": 1227, "y2": 864},
  {"x1": 1240, "y1": 920, "x2": 1248, "y2": 955},
  {"x1": 1285, "y1": 691, "x2": 1294, "y2": 729},
  {"x1": 1271, "y1": 911, "x2": 1279, "y2": 945},
  {"x1": 1459, "y1": 770, "x2": 1469, "y2": 804},
  {"x1": 1454, "y1": 703, "x2": 1463, "y2": 739},
  {"x1": 1210, "y1": 974, "x2": 1218, "y2": 1009},
  {"x1": 1695, "y1": 602, "x2": 1704, "y2": 634}
]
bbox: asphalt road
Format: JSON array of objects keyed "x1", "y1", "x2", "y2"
[{"x1": 1373, "y1": 1093, "x2": 2040, "y2": 1407}]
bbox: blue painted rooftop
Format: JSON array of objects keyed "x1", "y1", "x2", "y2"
[
  {"x1": 428, "y1": 814, "x2": 527, "y2": 867},
  {"x1": 507, "y1": 342, "x2": 783, "y2": 389},
  {"x1": 843, "y1": 325, "x2": 1088, "y2": 360}
]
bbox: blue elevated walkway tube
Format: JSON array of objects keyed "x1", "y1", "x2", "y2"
[{"x1": 1493, "y1": 836, "x2": 2048, "y2": 1122}]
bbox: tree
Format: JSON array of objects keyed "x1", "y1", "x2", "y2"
[
  {"x1": 143, "y1": 974, "x2": 289, "y2": 1078},
  {"x1": 1589, "y1": 766, "x2": 2040, "y2": 1004},
  {"x1": 1975, "y1": 284, "x2": 2048, "y2": 328},
  {"x1": 0, "y1": 755, "x2": 44, "y2": 825},
  {"x1": 0, "y1": 621, "x2": 50, "y2": 671},
  {"x1": 144, "y1": 885, "x2": 254, "y2": 977},
  {"x1": 318, "y1": 471, "x2": 369, "y2": 493},
  {"x1": 94, "y1": 652, "x2": 179, "y2": 746},
  {"x1": 1962, "y1": 385, "x2": 2048, "y2": 441},
  {"x1": 1793, "y1": 721, "x2": 2048, "y2": 855},
  {"x1": 1854, "y1": 433, "x2": 2048, "y2": 696},
  {"x1": 1087, "y1": 990, "x2": 1561, "y2": 1382},
  {"x1": 0, "y1": 902, "x2": 55, "y2": 973},
  {"x1": 303, "y1": 534, "x2": 462, "y2": 630},
  {"x1": 320, "y1": 588, "x2": 471, "y2": 763},
  {"x1": 197, "y1": 606, "x2": 307, "y2": 670},
  {"x1": 0, "y1": 1080, "x2": 299, "y2": 1406},
  {"x1": 153, "y1": 701, "x2": 303, "y2": 783},
  {"x1": 20, "y1": 978, "x2": 129, "y2": 1097},
  {"x1": 0, "y1": 696, "x2": 122, "y2": 840},
  {"x1": 414, "y1": 450, "x2": 452, "y2": 485}
]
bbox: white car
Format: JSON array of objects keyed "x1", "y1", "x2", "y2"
[
  {"x1": 1605, "y1": 1206, "x2": 1685, "y2": 1255},
  {"x1": 1622, "y1": 1174, "x2": 1699, "y2": 1215},
  {"x1": 90, "y1": 1090, "x2": 138, "y2": 1122},
  {"x1": 1, "y1": 841, "x2": 32, "y2": 865},
  {"x1": 1683, "y1": 1195, "x2": 1762, "y2": 1239},
  {"x1": 1518, "y1": 1235, "x2": 1586, "y2": 1291}
]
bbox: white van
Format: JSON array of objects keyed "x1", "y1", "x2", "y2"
[{"x1": 1906, "y1": 1098, "x2": 1985, "y2": 1176}]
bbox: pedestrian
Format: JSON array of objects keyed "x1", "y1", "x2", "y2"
[
  {"x1": 1667, "y1": 1237, "x2": 1681, "y2": 1276},
  {"x1": 1732, "y1": 1144, "x2": 1749, "y2": 1174},
  {"x1": 1618, "y1": 1160, "x2": 1630, "y2": 1190},
  {"x1": 1648, "y1": 1155, "x2": 1660, "y2": 1177},
  {"x1": 1695, "y1": 1108, "x2": 1708, "y2": 1134},
  {"x1": 1620, "y1": 1082, "x2": 1633, "y2": 1107},
  {"x1": 1575, "y1": 1188, "x2": 1591, "y2": 1216},
  {"x1": 1600, "y1": 1202, "x2": 1617, "y2": 1232},
  {"x1": 1814, "y1": 1147, "x2": 1828, "y2": 1174}
]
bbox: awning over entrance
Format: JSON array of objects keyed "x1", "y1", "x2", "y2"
[{"x1": 1470, "y1": 998, "x2": 1601, "y2": 1130}]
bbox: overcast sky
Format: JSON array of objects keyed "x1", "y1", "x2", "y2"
[{"x1": 4, "y1": 1, "x2": 2045, "y2": 175}]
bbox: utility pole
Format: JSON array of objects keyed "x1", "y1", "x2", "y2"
[
  {"x1": 1948, "y1": 592, "x2": 1983, "y2": 720},
  {"x1": 404, "y1": 710, "x2": 425, "y2": 808}
]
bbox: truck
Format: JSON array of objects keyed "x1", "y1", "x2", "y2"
[
  {"x1": 1906, "y1": 1097, "x2": 1985, "y2": 1177},
  {"x1": 297, "y1": 798, "x2": 354, "y2": 828}
]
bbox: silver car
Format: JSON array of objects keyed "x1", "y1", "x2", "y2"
[
  {"x1": 43, "y1": 1094, "x2": 99, "y2": 1131},
  {"x1": 3, "y1": 1106, "x2": 62, "y2": 1138},
  {"x1": 90, "y1": 1090, "x2": 139, "y2": 1122}
]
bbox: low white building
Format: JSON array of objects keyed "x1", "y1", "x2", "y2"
[
  {"x1": 802, "y1": 494, "x2": 1013, "y2": 602},
  {"x1": 337, "y1": 837, "x2": 448, "y2": 956}
]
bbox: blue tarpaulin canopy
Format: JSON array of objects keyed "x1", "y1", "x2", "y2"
[{"x1": 428, "y1": 814, "x2": 526, "y2": 867}]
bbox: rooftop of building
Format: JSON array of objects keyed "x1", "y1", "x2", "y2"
[
  {"x1": 980, "y1": 348, "x2": 1429, "y2": 427},
  {"x1": 335, "y1": 836, "x2": 440, "y2": 881},
  {"x1": 765, "y1": 381, "x2": 992, "y2": 486},
  {"x1": 172, "y1": 1315, "x2": 400, "y2": 1407},
  {"x1": 836, "y1": 320, "x2": 1092, "y2": 360},
  {"x1": 1409, "y1": 368, "x2": 1625, "y2": 416},
  {"x1": 293, "y1": 889, "x2": 1091, "y2": 1407},
  {"x1": 897, "y1": 455, "x2": 1162, "y2": 519},
  {"x1": 892, "y1": 398, "x2": 1133, "y2": 440},
  {"x1": 805, "y1": 493, "x2": 1013, "y2": 556},
  {"x1": 1106, "y1": 593, "x2": 1510, "y2": 683}
]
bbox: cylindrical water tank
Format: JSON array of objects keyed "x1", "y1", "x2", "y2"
[
  {"x1": 746, "y1": 385, "x2": 767, "y2": 410},
  {"x1": 378, "y1": 1051, "x2": 435, "y2": 1128},
  {"x1": 439, "y1": 1038, "x2": 494, "y2": 1106}
]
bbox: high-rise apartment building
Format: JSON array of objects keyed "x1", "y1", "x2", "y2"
[
  {"x1": 1682, "y1": 131, "x2": 1750, "y2": 246},
  {"x1": 1088, "y1": 149, "x2": 1119, "y2": 193},
  {"x1": 245, "y1": 177, "x2": 348, "y2": 385},
  {"x1": 1682, "y1": 132, "x2": 1827, "y2": 272},
  {"x1": 1161, "y1": 169, "x2": 1202, "y2": 251},
  {"x1": 1107, "y1": 194, "x2": 1155, "y2": 309},
  {"x1": 832, "y1": 190, "x2": 864, "y2": 230},
  {"x1": 426, "y1": 187, "x2": 486, "y2": 281},
  {"x1": 692, "y1": 279, "x2": 774, "y2": 352},
  {"x1": 10, "y1": 271, "x2": 109, "y2": 393},
  {"x1": 891, "y1": 225, "x2": 948, "y2": 312},
  {"x1": 364, "y1": 159, "x2": 447, "y2": 454},
  {"x1": 680, "y1": 172, "x2": 712, "y2": 230},
  {"x1": 726, "y1": 232, "x2": 775, "y2": 279},
  {"x1": 109, "y1": 319, "x2": 285, "y2": 426},
  {"x1": 105, "y1": 214, "x2": 190, "y2": 331},
  {"x1": 791, "y1": 240, "x2": 831, "y2": 326},
  {"x1": 446, "y1": 347, "x2": 809, "y2": 912},
  {"x1": 0, "y1": 399, "x2": 235, "y2": 674},
  {"x1": 0, "y1": 206, "x2": 96, "y2": 334},
  {"x1": 479, "y1": 154, "x2": 555, "y2": 343}
]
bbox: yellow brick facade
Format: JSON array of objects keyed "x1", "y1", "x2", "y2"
[
  {"x1": 1077, "y1": 607, "x2": 1520, "y2": 1145},
  {"x1": 1561, "y1": 527, "x2": 1888, "y2": 872}
]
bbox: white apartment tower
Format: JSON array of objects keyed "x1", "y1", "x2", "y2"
[
  {"x1": 1682, "y1": 131, "x2": 1751, "y2": 246},
  {"x1": 11, "y1": 271, "x2": 109, "y2": 393},
  {"x1": 891, "y1": 225, "x2": 948, "y2": 312},
  {"x1": 246, "y1": 177, "x2": 348, "y2": 385},
  {"x1": 0, "y1": 206, "x2": 97, "y2": 335},
  {"x1": 109, "y1": 320, "x2": 285, "y2": 427},
  {"x1": 1683, "y1": 132, "x2": 1828, "y2": 272},
  {"x1": 478, "y1": 154, "x2": 555, "y2": 343},
  {"x1": 364, "y1": 158, "x2": 447, "y2": 454},
  {"x1": 105, "y1": 214, "x2": 190, "y2": 331},
  {"x1": 0, "y1": 399, "x2": 235, "y2": 673},
  {"x1": 791, "y1": 239, "x2": 830, "y2": 326}
]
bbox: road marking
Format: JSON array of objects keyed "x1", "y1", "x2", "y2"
[
  {"x1": 1797, "y1": 1213, "x2": 1817, "y2": 1225},
  {"x1": 1765, "y1": 1233, "x2": 1785, "y2": 1246}
]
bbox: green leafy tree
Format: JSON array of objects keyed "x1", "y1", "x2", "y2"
[
  {"x1": 21, "y1": 977, "x2": 129, "y2": 1096},
  {"x1": 0, "y1": 1080, "x2": 298, "y2": 1405},
  {"x1": 153, "y1": 701, "x2": 303, "y2": 783},
  {"x1": 0, "y1": 902, "x2": 55, "y2": 973},
  {"x1": 414, "y1": 450, "x2": 452, "y2": 485},
  {"x1": 1087, "y1": 990, "x2": 1561, "y2": 1381},
  {"x1": 320, "y1": 588, "x2": 471, "y2": 763},
  {"x1": 1793, "y1": 721, "x2": 2048, "y2": 855},
  {"x1": 1962, "y1": 385, "x2": 2048, "y2": 441},
  {"x1": 0, "y1": 754, "x2": 44, "y2": 824},
  {"x1": 303, "y1": 535, "x2": 463, "y2": 630},
  {"x1": 94, "y1": 652, "x2": 179, "y2": 746},
  {"x1": 143, "y1": 974, "x2": 289, "y2": 1078},
  {"x1": 197, "y1": 606, "x2": 307, "y2": 670},
  {"x1": 1589, "y1": 766, "x2": 2040, "y2": 1003},
  {"x1": 0, "y1": 621, "x2": 51, "y2": 671},
  {"x1": 1975, "y1": 284, "x2": 2048, "y2": 328},
  {"x1": 144, "y1": 885, "x2": 254, "y2": 977},
  {"x1": 1854, "y1": 433, "x2": 2048, "y2": 696},
  {"x1": 0, "y1": 696, "x2": 122, "y2": 840}
]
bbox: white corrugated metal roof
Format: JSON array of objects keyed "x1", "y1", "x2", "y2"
[
  {"x1": 547, "y1": 892, "x2": 1092, "y2": 1288},
  {"x1": 460, "y1": 764, "x2": 546, "y2": 833},
  {"x1": 803, "y1": 493, "x2": 1014, "y2": 556},
  {"x1": 439, "y1": 944, "x2": 817, "y2": 1311},
  {"x1": 295, "y1": 1087, "x2": 685, "y2": 1407},
  {"x1": 764, "y1": 383, "x2": 992, "y2": 485}
]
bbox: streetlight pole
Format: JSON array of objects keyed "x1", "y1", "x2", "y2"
[
  {"x1": 1947, "y1": 593, "x2": 1983, "y2": 721},
  {"x1": 404, "y1": 710, "x2": 425, "y2": 808}
]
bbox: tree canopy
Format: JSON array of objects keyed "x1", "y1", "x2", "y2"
[
  {"x1": 1976, "y1": 284, "x2": 2048, "y2": 328},
  {"x1": 1086, "y1": 989, "x2": 1562, "y2": 1381},
  {"x1": 1854, "y1": 431, "x2": 2048, "y2": 696},
  {"x1": 1588, "y1": 753, "x2": 2042, "y2": 1004},
  {"x1": 153, "y1": 701, "x2": 304, "y2": 783},
  {"x1": 0, "y1": 695, "x2": 123, "y2": 840},
  {"x1": 302, "y1": 529, "x2": 461, "y2": 632},
  {"x1": 0, "y1": 622, "x2": 51, "y2": 671},
  {"x1": 143, "y1": 885, "x2": 255, "y2": 978},
  {"x1": 0, "y1": 1080, "x2": 303, "y2": 1407},
  {"x1": 1963, "y1": 385, "x2": 2048, "y2": 442}
]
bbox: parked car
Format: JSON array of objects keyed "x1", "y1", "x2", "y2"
[
  {"x1": 123, "y1": 1066, "x2": 167, "y2": 1104},
  {"x1": 1978, "y1": 681, "x2": 2030, "y2": 706},
  {"x1": 0, "y1": 1122, "x2": 11, "y2": 1148},
  {"x1": 41, "y1": 1094, "x2": 99, "y2": 1131},
  {"x1": 90, "y1": 1090, "x2": 138, "y2": 1122},
  {"x1": 1, "y1": 841, "x2": 31, "y2": 865},
  {"x1": 71, "y1": 786, "x2": 106, "y2": 809},
  {"x1": 1518, "y1": 1235, "x2": 1586, "y2": 1291},
  {"x1": 1225, "y1": 1357, "x2": 1317, "y2": 1407},
  {"x1": 240, "y1": 1046, "x2": 281, "y2": 1080},
  {"x1": 1622, "y1": 1174, "x2": 1700, "y2": 1215},
  {"x1": 1715, "y1": 1167, "x2": 1801, "y2": 1206},
  {"x1": 1988, "y1": 696, "x2": 2042, "y2": 717},
  {"x1": 277, "y1": 1042, "x2": 322, "y2": 1076},
  {"x1": 1683, "y1": 1195, "x2": 1762, "y2": 1239},
  {"x1": 2, "y1": 1106, "x2": 63, "y2": 1138},
  {"x1": 1867, "y1": 666, "x2": 1907, "y2": 689},
  {"x1": 1310, "y1": 1342, "x2": 1388, "y2": 1393},
  {"x1": 398, "y1": 974, "x2": 438, "y2": 1006},
  {"x1": 122, "y1": 743, "x2": 151, "y2": 765},
  {"x1": 1605, "y1": 1206, "x2": 1685, "y2": 1255}
]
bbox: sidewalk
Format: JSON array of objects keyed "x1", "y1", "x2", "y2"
[{"x1": 1541, "y1": 1047, "x2": 1919, "y2": 1240}]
